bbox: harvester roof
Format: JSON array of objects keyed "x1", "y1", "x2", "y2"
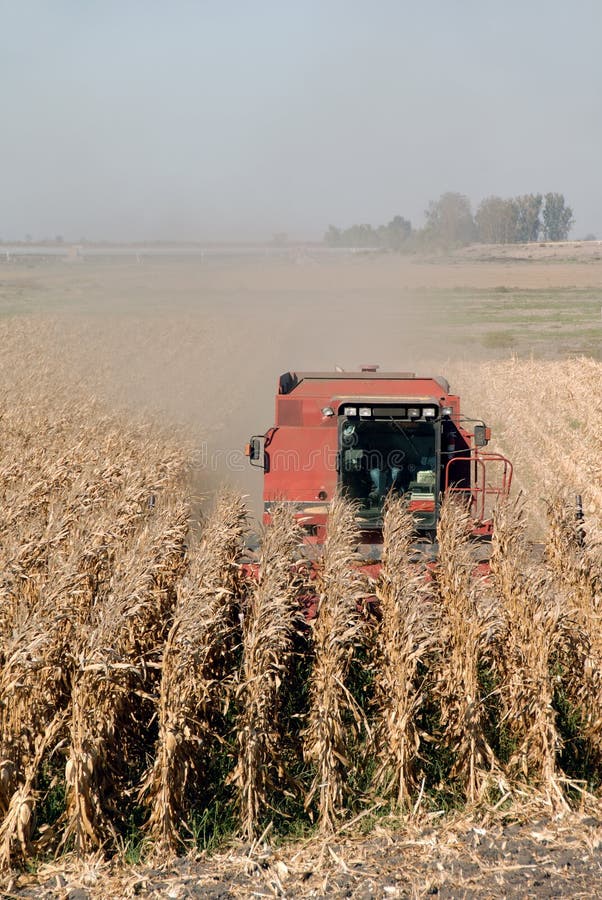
[{"x1": 278, "y1": 369, "x2": 451, "y2": 399}]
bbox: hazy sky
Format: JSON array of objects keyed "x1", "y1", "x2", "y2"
[{"x1": 1, "y1": 1, "x2": 601, "y2": 241}]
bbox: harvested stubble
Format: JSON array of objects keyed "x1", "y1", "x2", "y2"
[
  {"x1": 489, "y1": 498, "x2": 563, "y2": 799},
  {"x1": 233, "y1": 502, "x2": 303, "y2": 839},
  {"x1": 143, "y1": 491, "x2": 247, "y2": 852},
  {"x1": 432, "y1": 495, "x2": 496, "y2": 802},
  {"x1": 303, "y1": 495, "x2": 366, "y2": 833},
  {"x1": 372, "y1": 494, "x2": 433, "y2": 809}
]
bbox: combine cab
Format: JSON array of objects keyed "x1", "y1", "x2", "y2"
[{"x1": 246, "y1": 366, "x2": 512, "y2": 556}]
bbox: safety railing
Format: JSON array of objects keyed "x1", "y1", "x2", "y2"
[{"x1": 444, "y1": 453, "x2": 513, "y2": 524}]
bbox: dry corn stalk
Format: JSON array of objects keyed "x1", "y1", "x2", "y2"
[
  {"x1": 0, "y1": 562, "x2": 90, "y2": 839},
  {"x1": 233, "y1": 502, "x2": 302, "y2": 839},
  {"x1": 0, "y1": 714, "x2": 64, "y2": 869},
  {"x1": 0, "y1": 321, "x2": 193, "y2": 864},
  {"x1": 545, "y1": 495, "x2": 602, "y2": 759},
  {"x1": 303, "y1": 495, "x2": 365, "y2": 832},
  {"x1": 432, "y1": 495, "x2": 496, "y2": 802},
  {"x1": 372, "y1": 495, "x2": 433, "y2": 809},
  {"x1": 0, "y1": 387, "x2": 188, "y2": 861},
  {"x1": 63, "y1": 500, "x2": 189, "y2": 854},
  {"x1": 143, "y1": 491, "x2": 247, "y2": 852},
  {"x1": 449, "y1": 357, "x2": 602, "y2": 535},
  {"x1": 490, "y1": 498, "x2": 563, "y2": 798}
]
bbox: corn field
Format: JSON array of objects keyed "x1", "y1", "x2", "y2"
[
  {"x1": 452, "y1": 356, "x2": 602, "y2": 539},
  {"x1": 1, "y1": 341, "x2": 602, "y2": 868}
]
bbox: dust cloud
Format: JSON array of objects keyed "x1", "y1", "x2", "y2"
[{"x1": 6, "y1": 256, "x2": 453, "y2": 521}]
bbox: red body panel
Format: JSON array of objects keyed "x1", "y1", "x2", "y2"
[
  {"x1": 266, "y1": 374, "x2": 457, "y2": 503},
  {"x1": 249, "y1": 369, "x2": 512, "y2": 542}
]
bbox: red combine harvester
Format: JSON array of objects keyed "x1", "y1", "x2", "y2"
[{"x1": 245, "y1": 366, "x2": 512, "y2": 560}]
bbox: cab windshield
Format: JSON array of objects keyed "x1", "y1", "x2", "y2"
[{"x1": 339, "y1": 417, "x2": 438, "y2": 528}]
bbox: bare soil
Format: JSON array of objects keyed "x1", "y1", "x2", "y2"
[{"x1": 6, "y1": 812, "x2": 602, "y2": 898}]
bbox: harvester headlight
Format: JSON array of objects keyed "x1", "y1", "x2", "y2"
[
  {"x1": 407, "y1": 407, "x2": 420, "y2": 419},
  {"x1": 423, "y1": 407, "x2": 436, "y2": 419},
  {"x1": 343, "y1": 406, "x2": 357, "y2": 417},
  {"x1": 321, "y1": 406, "x2": 335, "y2": 417},
  {"x1": 442, "y1": 406, "x2": 453, "y2": 417},
  {"x1": 359, "y1": 407, "x2": 372, "y2": 418}
]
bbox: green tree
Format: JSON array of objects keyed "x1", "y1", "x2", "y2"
[
  {"x1": 424, "y1": 192, "x2": 476, "y2": 247},
  {"x1": 475, "y1": 196, "x2": 519, "y2": 243},
  {"x1": 514, "y1": 193, "x2": 542, "y2": 242},
  {"x1": 324, "y1": 225, "x2": 342, "y2": 247},
  {"x1": 377, "y1": 215, "x2": 412, "y2": 250},
  {"x1": 346, "y1": 223, "x2": 379, "y2": 248},
  {"x1": 542, "y1": 193, "x2": 573, "y2": 241}
]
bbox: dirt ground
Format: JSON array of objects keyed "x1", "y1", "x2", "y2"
[{"x1": 6, "y1": 810, "x2": 602, "y2": 898}]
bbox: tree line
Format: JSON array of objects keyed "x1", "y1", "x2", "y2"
[
  {"x1": 324, "y1": 191, "x2": 575, "y2": 249},
  {"x1": 324, "y1": 215, "x2": 412, "y2": 251}
]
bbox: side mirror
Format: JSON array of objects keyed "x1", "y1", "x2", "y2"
[
  {"x1": 245, "y1": 437, "x2": 261, "y2": 461},
  {"x1": 473, "y1": 424, "x2": 489, "y2": 448}
]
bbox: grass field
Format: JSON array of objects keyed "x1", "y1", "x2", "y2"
[{"x1": 0, "y1": 249, "x2": 601, "y2": 896}]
